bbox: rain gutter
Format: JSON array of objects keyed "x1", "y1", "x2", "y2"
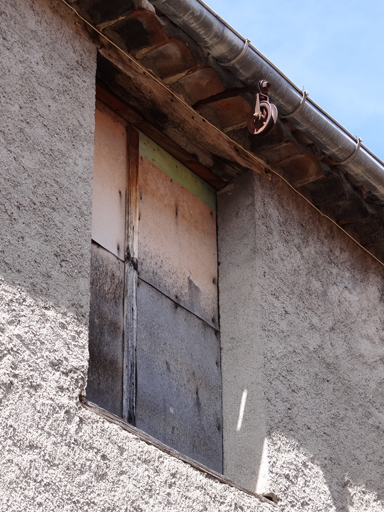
[{"x1": 149, "y1": 0, "x2": 384, "y2": 201}]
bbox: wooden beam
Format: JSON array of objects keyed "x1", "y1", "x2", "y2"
[
  {"x1": 96, "y1": 83, "x2": 225, "y2": 189},
  {"x1": 92, "y1": 36, "x2": 268, "y2": 181},
  {"x1": 123, "y1": 126, "x2": 140, "y2": 424}
]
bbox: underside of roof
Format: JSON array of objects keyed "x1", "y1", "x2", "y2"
[{"x1": 69, "y1": 0, "x2": 384, "y2": 264}]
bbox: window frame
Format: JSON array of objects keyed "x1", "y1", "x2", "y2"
[{"x1": 88, "y1": 91, "x2": 223, "y2": 471}]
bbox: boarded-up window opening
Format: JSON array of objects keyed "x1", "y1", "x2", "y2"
[{"x1": 87, "y1": 103, "x2": 223, "y2": 472}]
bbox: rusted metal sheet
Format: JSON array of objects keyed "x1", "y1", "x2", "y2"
[
  {"x1": 137, "y1": 154, "x2": 218, "y2": 327},
  {"x1": 87, "y1": 242, "x2": 125, "y2": 417},
  {"x1": 92, "y1": 108, "x2": 127, "y2": 260},
  {"x1": 135, "y1": 279, "x2": 223, "y2": 472}
]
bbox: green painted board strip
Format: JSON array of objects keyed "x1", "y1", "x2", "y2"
[{"x1": 139, "y1": 132, "x2": 216, "y2": 211}]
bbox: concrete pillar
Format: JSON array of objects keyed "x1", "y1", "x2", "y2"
[{"x1": 218, "y1": 171, "x2": 268, "y2": 493}]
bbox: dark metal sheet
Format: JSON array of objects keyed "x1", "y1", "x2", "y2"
[
  {"x1": 135, "y1": 279, "x2": 223, "y2": 472},
  {"x1": 87, "y1": 242, "x2": 125, "y2": 417}
]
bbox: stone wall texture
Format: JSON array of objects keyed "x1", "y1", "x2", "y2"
[{"x1": 0, "y1": 0, "x2": 269, "y2": 510}]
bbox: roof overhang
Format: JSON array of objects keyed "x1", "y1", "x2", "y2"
[{"x1": 66, "y1": 0, "x2": 384, "y2": 265}]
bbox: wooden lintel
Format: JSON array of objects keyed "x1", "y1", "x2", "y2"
[{"x1": 96, "y1": 83, "x2": 226, "y2": 189}]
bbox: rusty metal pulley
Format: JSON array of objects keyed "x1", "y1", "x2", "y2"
[{"x1": 247, "y1": 80, "x2": 278, "y2": 137}]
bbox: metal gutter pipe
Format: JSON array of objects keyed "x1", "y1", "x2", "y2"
[{"x1": 150, "y1": 0, "x2": 384, "y2": 201}]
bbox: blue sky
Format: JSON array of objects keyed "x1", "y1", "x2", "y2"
[{"x1": 205, "y1": 0, "x2": 384, "y2": 160}]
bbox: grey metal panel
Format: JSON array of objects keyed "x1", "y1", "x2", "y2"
[
  {"x1": 138, "y1": 155, "x2": 218, "y2": 328},
  {"x1": 135, "y1": 279, "x2": 223, "y2": 472},
  {"x1": 87, "y1": 242, "x2": 125, "y2": 417}
]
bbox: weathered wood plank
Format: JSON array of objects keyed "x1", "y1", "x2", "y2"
[
  {"x1": 92, "y1": 37, "x2": 269, "y2": 180},
  {"x1": 123, "y1": 126, "x2": 140, "y2": 424},
  {"x1": 138, "y1": 154, "x2": 218, "y2": 327},
  {"x1": 92, "y1": 108, "x2": 127, "y2": 260},
  {"x1": 139, "y1": 131, "x2": 216, "y2": 211},
  {"x1": 97, "y1": 53, "x2": 236, "y2": 181}
]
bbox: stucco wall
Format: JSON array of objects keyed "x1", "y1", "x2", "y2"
[
  {"x1": 4, "y1": 0, "x2": 383, "y2": 510},
  {"x1": 218, "y1": 172, "x2": 268, "y2": 494},
  {"x1": 219, "y1": 171, "x2": 384, "y2": 511},
  {"x1": 0, "y1": 1, "x2": 269, "y2": 510}
]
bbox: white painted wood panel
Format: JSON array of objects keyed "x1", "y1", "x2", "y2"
[
  {"x1": 137, "y1": 155, "x2": 218, "y2": 327},
  {"x1": 92, "y1": 108, "x2": 127, "y2": 260}
]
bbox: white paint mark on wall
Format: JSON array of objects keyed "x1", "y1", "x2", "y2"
[
  {"x1": 255, "y1": 438, "x2": 269, "y2": 494},
  {"x1": 236, "y1": 389, "x2": 248, "y2": 431}
]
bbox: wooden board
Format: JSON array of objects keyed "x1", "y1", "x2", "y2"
[
  {"x1": 135, "y1": 280, "x2": 223, "y2": 473},
  {"x1": 92, "y1": 108, "x2": 127, "y2": 260},
  {"x1": 123, "y1": 126, "x2": 140, "y2": 423},
  {"x1": 139, "y1": 132, "x2": 216, "y2": 211},
  {"x1": 89, "y1": 98, "x2": 223, "y2": 472},
  {"x1": 87, "y1": 242, "x2": 125, "y2": 417},
  {"x1": 138, "y1": 155, "x2": 218, "y2": 327}
]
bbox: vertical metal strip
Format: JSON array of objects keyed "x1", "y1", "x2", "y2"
[{"x1": 123, "y1": 126, "x2": 140, "y2": 424}]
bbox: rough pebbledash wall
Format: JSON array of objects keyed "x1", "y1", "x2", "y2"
[
  {"x1": 3, "y1": 0, "x2": 384, "y2": 511},
  {"x1": 219, "y1": 170, "x2": 384, "y2": 512},
  {"x1": 257, "y1": 173, "x2": 384, "y2": 512},
  {"x1": 0, "y1": 1, "x2": 270, "y2": 510}
]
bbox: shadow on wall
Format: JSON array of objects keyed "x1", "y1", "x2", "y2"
[
  {"x1": 0, "y1": 220, "x2": 92, "y2": 326},
  {"x1": 255, "y1": 172, "x2": 384, "y2": 511},
  {"x1": 0, "y1": 0, "x2": 95, "y2": 326}
]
